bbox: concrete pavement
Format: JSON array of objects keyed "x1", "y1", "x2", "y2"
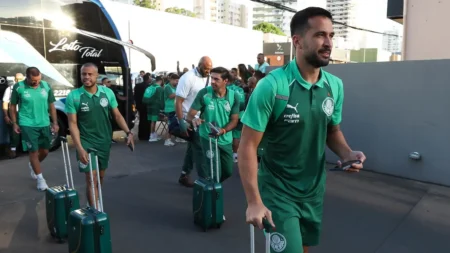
[{"x1": 0, "y1": 135, "x2": 450, "y2": 253}]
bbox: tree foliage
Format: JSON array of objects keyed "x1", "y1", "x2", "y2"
[
  {"x1": 165, "y1": 7, "x2": 196, "y2": 17},
  {"x1": 253, "y1": 22, "x2": 286, "y2": 36},
  {"x1": 133, "y1": 0, "x2": 159, "y2": 9}
]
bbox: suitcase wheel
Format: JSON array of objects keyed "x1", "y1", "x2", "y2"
[
  {"x1": 203, "y1": 228, "x2": 207, "y2": 232},
  {"x1": 216, "y1": 224, "x2": 221, "y2": 229}
]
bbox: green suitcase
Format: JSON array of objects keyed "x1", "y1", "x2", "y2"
[
  {"x1": 193, "y1": 136, "x2": 224, "y2": 231},
  {"x1": 46, "y1": 137, "x2": 80, "y2": 242},
  {"x1": 68, "y1": 149, "x2": 112, "y2": 253}
]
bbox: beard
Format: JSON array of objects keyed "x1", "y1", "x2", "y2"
[{"x1": 304, "y1": 49, "x2": 331, "y2": 68}]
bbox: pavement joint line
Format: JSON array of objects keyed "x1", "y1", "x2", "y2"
[{"x1": 373, "y1": 186, "x2": 431, "y2": 253}]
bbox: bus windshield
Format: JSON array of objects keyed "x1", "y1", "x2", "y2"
[{"x1": 0, "y1": 0, "x2": 155, "y2": 95}]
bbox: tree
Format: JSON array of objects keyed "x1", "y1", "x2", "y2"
[
  {"x1": 165, "y1": 7, "x2": 196, "y2": 17},
  {"x1": 253, "y1": 22, "x2": 286, "y2": 36},
  {"x1": 133, "y1": 0, "x2": 159, "y2": 9}
]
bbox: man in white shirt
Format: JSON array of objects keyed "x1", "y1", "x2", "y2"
[
  {"x1": 255, "y1": 53, "x2": 270, "y2": 74},
  {"x1": 175, "y1": 56, "x2": 212, "y2": 187},
  {"x1": 2, "y1": 73, "x2": 24, "y2": 158}
]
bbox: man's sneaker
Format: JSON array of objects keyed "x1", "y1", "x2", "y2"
[
  {"x1": 149, "y1": 133, "x2": 161, "y2": 142},
  {"x1": 29, "y1": 162, "x2": 37, "y2": 180},
  {"x1": 37, "y1": 178, "x2": 48, "y2": 191},
  {"x1": 178, "y1": 174, "x2": 194, "y2": 188},
  {"x1": 223, "y1": 215, "x2": 226, "y2": 221},
  {"x1": 164, "y1": 139, "x2": 175, "y2": 146},
  {"x1": 233, "y1": 153, "x2": 238, "y2": 163},
  {"x1": 175, "y1": 138, "x2": 187, "y2": 143}
]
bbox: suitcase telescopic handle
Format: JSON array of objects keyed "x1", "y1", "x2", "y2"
[
  {"x1": 60, "y1": 136, "x2": 75, "y2": 190},
  {"x1": 250, "y1": 225, "x2": 271, "y2": 253},
  {"x1": 88, "y1": 149, "x2": 104, "y2": 212}
]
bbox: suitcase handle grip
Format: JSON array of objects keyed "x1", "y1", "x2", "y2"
[{"x1": 60, "y1": 136, "x2": 67, "y2": 142}]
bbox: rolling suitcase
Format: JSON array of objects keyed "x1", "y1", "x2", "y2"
[
  {"x1": 67, "y1": 148, "x2": 112, "y2": 253},
  {"x1": 250, "y1": 224, "x2": 271, "y2": 253},
  {"x1": 46, "y1": 136, "x2": 80, "y2": 242},
  {"x1": 193, "y1": 136, "x2": 224, "y2": 231}
]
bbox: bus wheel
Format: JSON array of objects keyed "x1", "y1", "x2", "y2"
[{"x1": 49, "y1": 117, "x2": 67, "y2": 152}]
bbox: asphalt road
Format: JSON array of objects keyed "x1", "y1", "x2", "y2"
[{"x1": 1, "y1": 133, "x2": 450, "y2": 253}]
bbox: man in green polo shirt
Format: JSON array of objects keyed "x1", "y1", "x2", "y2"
[
  {"x1": 227, "y1": 77, "x2": 245, "y2": 163},
  {"x1": 143, "y1": 76, "x2": 163, "y2": 142},
  {"x1": 10, "y1": 67, "x2": 58, "y2": 191},
  {"x1": 65, "y1": 63, "x2": 134, "y2": 207},
  {"x1": 238, "y1": 8, "x2": 366, "y2": 253},
  {"x1": 163, "y1": 73, "x2": 179, "y2": 146},
  {"x1": 187, "y1": 67, "x2": 239, "y2": 182}
]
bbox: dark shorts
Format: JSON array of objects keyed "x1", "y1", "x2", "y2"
[
  {"x1": 147, "y1": 106, "x2": 160, "y2": 122},
  {"x1": 76, "y1": 142, "x2": 111, "y2": 173},
  {"x1": 20, "y1": 126, "x2": 52, "y2": 152}
]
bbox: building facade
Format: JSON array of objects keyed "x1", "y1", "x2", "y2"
[
  {"x1": 253, "y1": 0, "x2": 298, "y2": 35},
  {"x1": 194, "y1": 0, "x2": 252, "y2": 28}
]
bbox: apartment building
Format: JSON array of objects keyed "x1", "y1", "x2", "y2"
[
  {"x1": 327, "y1": 0, "x2": 388, "y2": 49},
  {"x1": 253, "y1": 0, "x2": 299, "y2": 35},
  {"x1": 194, "y1": 0, "x2": 253, "y2": 28}
]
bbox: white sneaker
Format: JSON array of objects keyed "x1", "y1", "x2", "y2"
[
  {"x1": 223, "y1": 215, "x2": 226, "y2": 221},
  {"x1": 29, "y1": 162, "x2": 37, "y2": 180},
  {"x1": 175, "y1": 137, "x2": 186, "y2": 143},
  {"x1": 37, "y1": 178, "x2": 48, "y2": 191},
  {"x1": 149, "y1": 136, "x2": 159, "y2": 142},
  {"x1": 164, "y1": 139, "x2": 175, "y2": 146}
]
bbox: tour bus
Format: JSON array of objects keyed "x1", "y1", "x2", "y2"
[{"x1": 0, "y1": 0, "x2": 155, "y2": 151}]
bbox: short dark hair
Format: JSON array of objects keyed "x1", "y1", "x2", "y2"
[
  {"x1": 254, "y1": 70, "x2": 265, "y2": 79},
  {"x1": 290, "y1": 7, "x2": 332, "y2": 37},
  {"x1": 26, "y1": 67, "x2": 40, "y2": 78},
  {"x1": 143, "y1": 73, "x2": 151, "y2": 82},
  {"x1": 101, "y1": 77, "x2": 108, "y2": 82},
  {"x1": 211, "y1": 67, "x2": 230, "y2": 81},
  {"x1": 170, "y1": 73, "x2": 180, "y2": 80},
  {"x1": 155, "y1": 76, "x2": 163, "y2": 82},
  {"x1": 231, "y1": 68, "x2": 238, "y2": 72}
]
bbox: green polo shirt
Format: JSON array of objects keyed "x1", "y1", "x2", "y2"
[
  {"x1": 191, "y1": 86, "x2": 240, "y2": 145},
  {"x1": 241, "y1": 59, "x2": 344, "y2": 201},
  {"x1": 164, "y1": 83, "x2": 176, "y2": 113},
  {"x1": 227, "y1": 83, "x2": 246, "y2": 118},
  {"x1": 10, "y1": 80, "x2": 56, "y2": 127},
  {"x1": 65, "y1": 85, "x2": 118, "y2": 148}
]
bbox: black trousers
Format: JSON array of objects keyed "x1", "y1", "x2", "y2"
[{"x1": 137, "y1": 107, "x2": 150, "y2": 140}]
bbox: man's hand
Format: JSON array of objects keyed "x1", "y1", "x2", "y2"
[
  {"x1": 192, "y1": 118, "x2": 204, "y2": 130},
  {"x1": 179, "y1": 119, "x2": 189, "y2": 136},
  {"x1": 77, "y1": 147, "x2": 89, "y2": 165},
  {"x1": 13, "y1": 123, "x2": 20, "y2": 134},
  {"x1": 126, "y1": 133, "x2": 135, "y2": 149},
  {"x1": 246, "y1": 202, "x2": 276, "y2": 230},
  {"x1": 51, "y1": 123, "x2": 59, "y2": 134},
  {"x1": 4, "y1": 115, "x2": 11, "y2": 125},
  {"x1": 337, "y1": 150, "x2": 366, "y2": 172}
]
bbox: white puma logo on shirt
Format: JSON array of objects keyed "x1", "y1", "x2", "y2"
[{"x1": 286, "y1": 103, "x2": 298, "y2": 113}]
